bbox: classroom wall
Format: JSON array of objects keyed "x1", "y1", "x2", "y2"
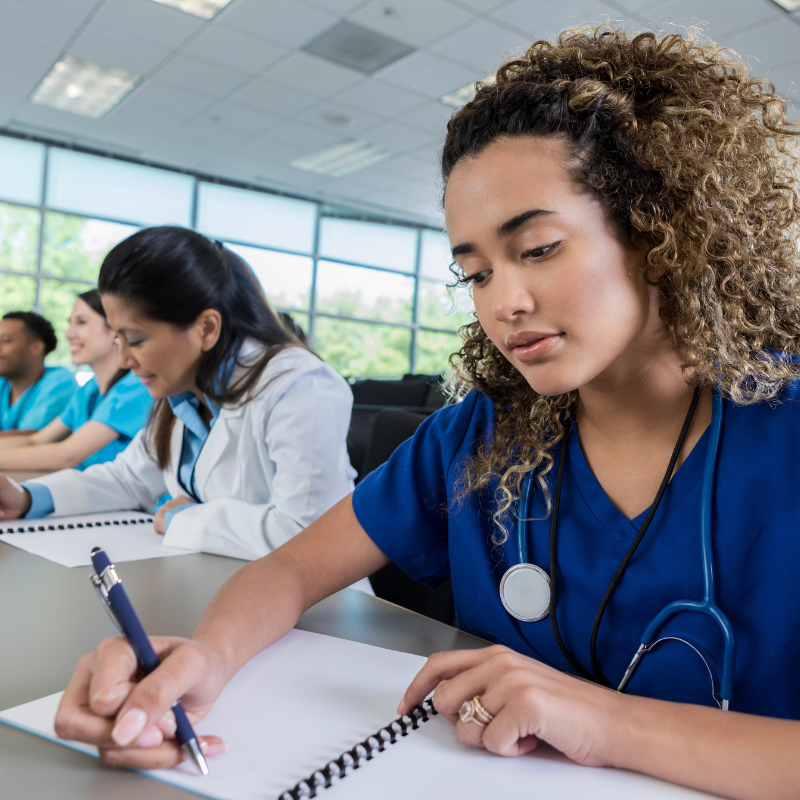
[{"x1": 0, "y1": 135, "x2": 473, "y2": 378}]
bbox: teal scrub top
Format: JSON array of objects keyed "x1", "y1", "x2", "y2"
[
  {"x1": 0, "y1": 367, "x2": 77, "y2": 431},
  {"x1": 59, "y1": 370, "x2": 153, "y2": 470}
]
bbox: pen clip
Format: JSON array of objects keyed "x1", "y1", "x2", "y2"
[{"x1": 90, "y1": 570, "x2": 123, "y2": 634}]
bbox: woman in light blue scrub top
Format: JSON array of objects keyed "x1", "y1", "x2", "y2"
[{"x1": 0, "y1": 290, "x2": 151, "y2": 471}]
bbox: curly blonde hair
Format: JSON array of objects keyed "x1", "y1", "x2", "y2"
[{"x1": 442, "y1": 25, "x2": 800, "y2": 541}]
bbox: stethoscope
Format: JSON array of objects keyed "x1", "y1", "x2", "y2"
[{"x1": 499, "y1": 389, "x2": 736, "y2": 710}]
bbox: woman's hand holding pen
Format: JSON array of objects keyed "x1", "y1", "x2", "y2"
[
  {"x1": 55, "y1": 635, "x2": 229, "y2": 769},
  {"x1": 398, "y1": 645, "x2": 623, "y2": 767},
  {"x1": 0, "y1": 474, "x2": 31, "y2": 519}
]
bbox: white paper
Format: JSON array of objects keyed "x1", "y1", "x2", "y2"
[
  {"x1": 0, "y1": 630, "x2": 716, "y2": 800},
  {"x1": 0, "y1": 511, "x2": 198, "y2": 566}
]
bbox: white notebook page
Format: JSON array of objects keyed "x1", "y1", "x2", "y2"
[
  {"x1": 0, "y1": 510, "x2": 198, "y2": 566},
  {"x1": 0, "y1": 629, "x2": 716, "y2": 800}
]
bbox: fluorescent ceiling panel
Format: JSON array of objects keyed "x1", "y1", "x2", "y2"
[
  {"x1": 441, "y1": 74, "x2": 496, "y2": 108},
  {"x1": 291, "y1": 140, "x2": 398, "y2": 178},
  {"x1": 303, "y1": 21, "x2": 414, "y2": 74},
  {"x1": 30, "y1": 55, "x2": 140, "y2": 119},
  {"x1": 769, "y1": 0, "x2": 800, "y2": 8},
  {"x1": 151, "y1": 0, "x2": 233, "y2": 19}
]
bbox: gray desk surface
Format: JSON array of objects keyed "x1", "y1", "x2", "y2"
[{"x1": 0, "y1": 541, "x2": 486, "y2": 800}]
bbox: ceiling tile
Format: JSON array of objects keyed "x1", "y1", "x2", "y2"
[
  {"x1": 491, "y1": 0, "x2": 626, "y2": 39},
  {"x1": 236, "y1": 133, "x2": 318, "y2": 163},
  {"x1": 0, "y1": 1, "x2": 83, "y2": 49},
  {"x1": 429, "y1": 17, "x2": 532, "y2": 73},
  {"x1": 130, "y1": 79, "x2": 216, "y2": 115},
  {"x1": 443, "y1": 0, "x2": 509, "y2": 13},
  {"x1": 197, "y1": 101, "x2": 282, "y2": 135},
  {"x1": 142, "y1": 137, "x2": 219, "y2": 169},
  {"x1": 331, "y1": 77, "x2": 429, "y2": 116},
  {"x1": 0, "y1": 31, "x2": 59, "y2": 86},
  {"x1": 378, "y1": 152, "x2": 441, "y2": 180},
  {"x1": 9, "y1": 0, "x2": 98, "y2": 17},
  {"x1": 294, "y1": 0, "x2": 370, "y2": 14},
  {"x1": 220, "y1": 0, "x2": 337, "y2": 47},
  {"x1": 264, "y1": 119, "x2": 346, "y2": 151},
  {"x1": 377, "y1": 51, "x2": 483, "y2": 99},
  {"x1": 156, "y1": 54, "x2": 249, "y2": 95},
  {"x1": 360, "y1": 118, "x2": 439, "y2": 151},
  {"x1": 230, "y1": 77, "x2": 321, "y2": 115},
  {"x1": 768, "y1": 61, "x2": 800, "y2": 99},
  {"x1": 70, "y1": 27, "x2": 172, "y2": 76},
  {"x1": 350, "y1": 0, "x2": 475, "y2": 47},
  {"x1": 250, "y1": 162, "x2": 331, "y2": 190},
  {"x1": 9, "y1": 103, "x2": 95, "y2": 136},
  {"x1": 263, "y1": 52, "x2": 363, "y2": 95},
  {"x1": 399, "y1": 101, "x2": 451, "y2": 136},
  {"x1": 183, "y1": 24, "x2": 290, "y2": 74},
  {"x1": 726, "y1": 17, "x2": 800, "y2": 70},
  {"x1": 198, "y1": 152, "x2": 264, "y2": 182},
  {"x1": 92, "y1": 103, "x2": 186, "y2": 147},
  {"x1": 92, "y1": 0, "x2": 205, "y2": 50},
  {"x1": 173, "y1": 117, "x2": 252, "y2": 150},
  {"x1": 644, "y1": 0, "x2": 782, "y2": 41}
]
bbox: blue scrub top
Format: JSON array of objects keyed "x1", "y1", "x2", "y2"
[
  {"x1": 0, "y1": 367, "x2": 77, "y2": 430},
  {"x1": 59, "y1": 370, "x2": 153, "y2": 470},
  {"x1": 353, "y1": 387, "x2": 800, "y2": 720}
]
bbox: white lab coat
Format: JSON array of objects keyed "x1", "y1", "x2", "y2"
[{"x1": 34, "y1": 344, "x2": 358, "y2": 562}]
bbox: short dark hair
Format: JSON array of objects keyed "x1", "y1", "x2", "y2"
[{"x1": 2, "y1": 311, "x2": 57, "y2": 355}]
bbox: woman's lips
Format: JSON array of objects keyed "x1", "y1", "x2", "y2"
[
  {"x1": 511, "y1": 333, "x2": 563, "y2": 362},
  {"x1": 138, "y1": 375, "x2": 155, "y2": 386}
]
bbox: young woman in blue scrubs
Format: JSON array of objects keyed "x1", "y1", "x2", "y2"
[
  {"x1": 43, "y1": 28, "x2": 800, "y2": 797},
  {"x1": 0, "y1": 290, "x2": 152, "y2": 471}
]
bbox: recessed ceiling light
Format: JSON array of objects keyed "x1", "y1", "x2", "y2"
[
  {"x1": 440, "y1": 74, "x2": 496, "y2": 108},
  {"x1": 769, "y1": 0, "x2": 800, "y2": 9},
  {"x1": 30, "y1": 55, "x2": 140, "y2": 119},
  {"x1": 151, "y1": 0, "x2": 234, "y2": 19},
  {"x1": 290, "y1": 140, "x2": 397, "y2": 178}
]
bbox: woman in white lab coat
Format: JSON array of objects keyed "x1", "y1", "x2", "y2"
[{"x1": 0, "y1": 226, "x2": 357, "y2": 561}]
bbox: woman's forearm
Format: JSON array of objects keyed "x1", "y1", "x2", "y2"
[
  {"x1": 0, "y1": 433, "x2": 35, "y2": 450},
  {"x1": 0, "y1": 442, "x2": 78, "y2": 470},
  {"x1": 610, "y1": 693, "x2": 800, "y2": 800},
  {"x1": 192, "y1": 494, "x2": 389, "y2": 679}
]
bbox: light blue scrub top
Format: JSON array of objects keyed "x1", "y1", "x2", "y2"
[
  {"x1": 59, "y1": 370, "x2": 153, "y2": 470},
  {"x1": 0, "y1": 367, "x2": 77, "y2": 431}
]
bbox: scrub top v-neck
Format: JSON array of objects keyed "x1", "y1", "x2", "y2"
[{"x1": 353, "y1": 387, "x2": 800, "y2": 720}]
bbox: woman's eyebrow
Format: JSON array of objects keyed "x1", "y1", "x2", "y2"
[
  {"x1": 497, "y1": 209, "x2": 554, "y2": 238},
  {"x1": 451, "y1": 209, "x2": 556, "y2": 258}
]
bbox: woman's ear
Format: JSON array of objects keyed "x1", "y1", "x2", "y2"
[{"x1": 196, "y1": 309, "x2": 222, "y2": 352}]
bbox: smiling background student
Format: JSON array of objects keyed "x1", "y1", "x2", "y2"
[
  {"x1": 0, "y1": 226, "x2": 356, "y2": 561},
  {"x1": 0, "y1": 311, "x2": 76, "y2": 434},
  {"x1": 25, "y1": 26, "x2": 800, "y2": 799},
  {"x1": 0, "y1": 290, "x2": 152, "y2": 471}
]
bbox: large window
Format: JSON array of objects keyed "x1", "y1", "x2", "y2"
[{"x1": 0, "y1": 135, "x2": 472, "y2": 378}]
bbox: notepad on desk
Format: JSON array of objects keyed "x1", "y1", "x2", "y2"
[
  {"x1": 0, "y1": 511, "x2": 198, "y2": 567},
  {"x1": 0, "y1": 629, "x2": 714, "y2": 800}
]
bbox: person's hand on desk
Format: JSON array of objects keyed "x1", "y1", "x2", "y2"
[
  {"x1": 153, "y1": 495, "x2": 194, "y2": 534},
  {"x1": 54, "y1": 636, "x2": 229, "y2": 768},
  {"x1": 0, "y1": 474, "x2": 31, "y2": 519}
]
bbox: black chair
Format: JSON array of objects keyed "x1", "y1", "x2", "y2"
[{"x1": 363, "y1": 408, "x2": 457, "y2": 627}]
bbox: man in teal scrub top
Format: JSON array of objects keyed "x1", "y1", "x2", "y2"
[{"x1": 0, "y1": 311, "x2": 77, "y2": 432}]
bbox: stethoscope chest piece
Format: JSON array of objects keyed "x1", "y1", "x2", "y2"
[{"x1": 499, "y1": 563, "x2": 551, "y2": 622}]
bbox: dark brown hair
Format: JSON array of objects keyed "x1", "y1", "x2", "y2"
[
  {"x1": 98, "y1": 227, "x2": 300, "y2": 469},
  {"x1": 443, "y1": 26, "x2": 800, "y2": 539}
]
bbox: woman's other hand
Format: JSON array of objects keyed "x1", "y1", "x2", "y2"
[
  {"x1": 54, "y1": 636, "x2": 230, "y2": 769},
  {"x1": 0, "y1": 474, "x2": 31, "y2": 519},
  {"x1": 153, "y1": 495, "x2": 194, "y2": 534},
  {"x1": 398, "y1": 645, "x2": 621, "y2": 766}
]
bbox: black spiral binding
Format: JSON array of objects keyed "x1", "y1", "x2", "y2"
[
  {"x1": 278, "y1": 698, "x2": 438, "y2": 800},
  {"x1": 0, "y1": 516, "x2": 153, "y2": 535}
]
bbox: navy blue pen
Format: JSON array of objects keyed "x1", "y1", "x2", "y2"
[{"x1": 89, "y1": 547, "x2": 209, "y2": 776}]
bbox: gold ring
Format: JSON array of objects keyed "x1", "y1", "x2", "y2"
[{"x1": 459, "y1": 695, "x2": 494, "y2": 727}]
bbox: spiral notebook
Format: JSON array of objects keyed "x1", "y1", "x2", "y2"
[
  {"x1": 0, "y1": 510, "x2": 198, "y2": 566},
  {"x1": 0, "y1": 630, "x2": 715, "y2": 800}
]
